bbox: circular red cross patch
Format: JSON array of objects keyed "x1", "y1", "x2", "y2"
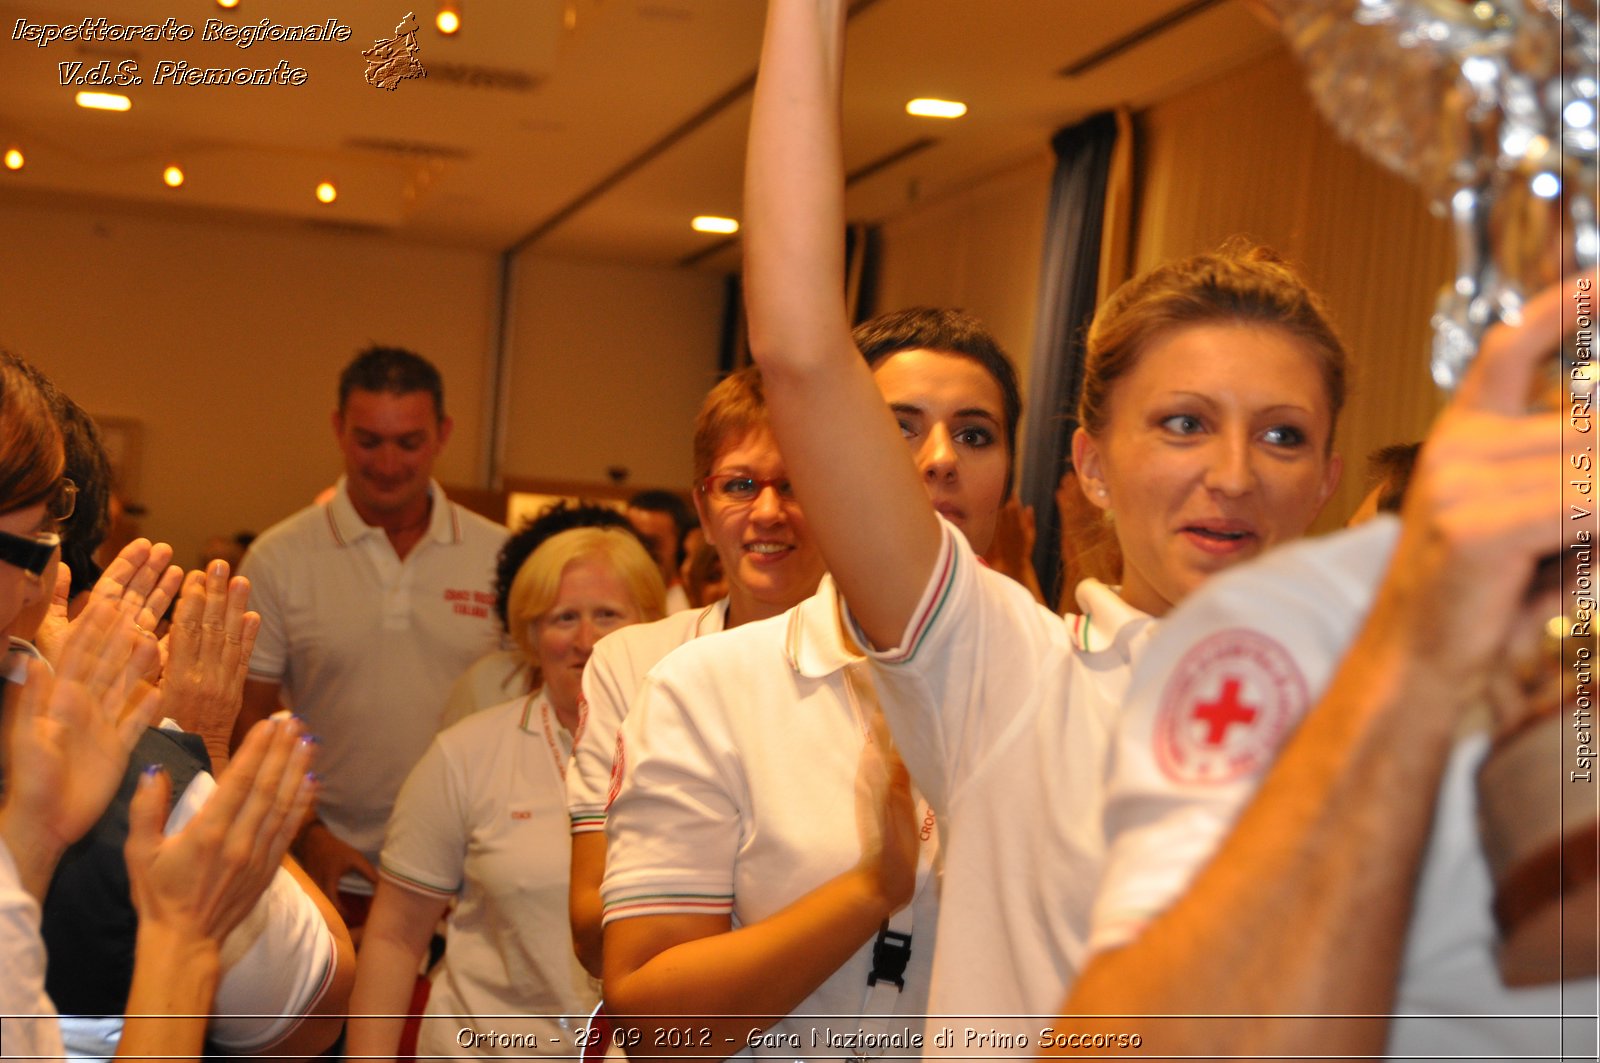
[{"x1": 1154, "y1": 628, "x2": 1306, "y2": 785}]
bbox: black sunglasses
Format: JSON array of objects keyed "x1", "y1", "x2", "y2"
[{"x1": 0, "y1": 529, "x2": 60, "y2": 579}]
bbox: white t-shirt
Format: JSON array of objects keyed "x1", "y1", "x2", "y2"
[
  {"x1": 1090, "y1": 516, "x2": 1599, "y2": 1059},
  {"x1": 601, "y1": 581, "x2": 938, "y2": 1058},
  {"x1": 382, "y1": 692, "x2": 599, "y2": 1058},
  {"x1": 0, "y1": 839, "x2": 65, "y2": 1059},
  {"x1": 850, "y1": 521, "x2": 1153, "y2": 1040},
  {"x1": 567, "y1": 600, "x2": 727, "y2": 834},
  {"x1": 244, "y1": 478, "x2": 506, "y2": 889}
]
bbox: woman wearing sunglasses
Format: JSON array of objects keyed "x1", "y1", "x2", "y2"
[{"x1": 0, "y1": 354, "x2": 320, "y2": 1060}]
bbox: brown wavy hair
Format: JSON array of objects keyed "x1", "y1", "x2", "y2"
[
  {"x1": 0, "y1": 353, "x2": 65, "y2": 516},
  {"x1": 1079, "y1": 240, "x2": 1348, "y2": 450},
  {"x1": 693, "y1": 366, "x2": 770, "y2": 483}
]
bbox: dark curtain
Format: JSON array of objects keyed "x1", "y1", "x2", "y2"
[
  {"x1": 1020, "y1": 111, "x2": 1120, "y2": 608},
  {"x1": 721, "y1": 223, "x2": 881, "y2": 374}
]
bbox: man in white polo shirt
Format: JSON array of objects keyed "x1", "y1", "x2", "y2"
[{"x1": 235, "y1": 347, "x2": 506, "y2": 927}]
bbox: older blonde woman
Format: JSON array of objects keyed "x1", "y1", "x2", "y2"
[{"x1": 349, "y1": 527, "x2": 665, "y2": 1059}]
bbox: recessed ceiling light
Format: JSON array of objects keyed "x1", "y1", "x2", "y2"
[
  {"x1": 692, "y1": 216, "x2": 739, "y2": 235},
  {"x1": 216, "y1": 0, "x2": 240, "y2": 8},
  {"x1": 163, "y1": 165, "x2": 184, "y2": 188},
  {"x1": 906, "y1": 98, "x2": 967, "y2": 119},
  {"x1": 3, "y1": 148, "x2": 22, "y2": 171},
  {"x1": 436, "y1": 2, "x2": 461, "y2": 34},
  {"x1": 315, "y1": 181, "x2": 338, "y2": 204},
  {"x1": 76, "y1": 92, "x2": 132, "y2": 112}
]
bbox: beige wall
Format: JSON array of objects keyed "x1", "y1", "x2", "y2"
[
  {"x1": 875, "y1": 152, "x2": 1055, "y2": 395},
  {"x1": 0, "y1": 198, "x2": 726, "y2": 565},
  {"x1": 0, "y1": 198, "x2": 499, "y2": 567},
  {"x1": 500, "y1": 253, "x2": 725, "y2": 492}
]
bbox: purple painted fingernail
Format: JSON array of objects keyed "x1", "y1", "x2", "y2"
[
  {"x1": 307, "y1": 771, "x2": 322, "y2": 785},
  {"x1": 142, "y1": 763, "x2": 160, "y2": 776}
]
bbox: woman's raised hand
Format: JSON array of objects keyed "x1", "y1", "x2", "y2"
[
  {"x1": 0, "y1": 596, "x2": 163, "y2": 897},
  {"x1": 124, "y1": 714, "x2": 317, "y2": 945},
  {"x1": 853, "y1": 702, "x2": 920, "y2": 915}
]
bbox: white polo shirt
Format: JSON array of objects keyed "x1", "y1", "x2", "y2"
[
  {"x1": 244, "y1": 478, "x2": 506, "y2": 885},
  {"x1": 851, "y1": 520, "x2": 1154, "y2": 1041},
  {"x1": 1089, "y1": 517, "x2": 1598, "y2": 1059},
  {"x1": 0, "y1": 840, "x2": 64, "y2": 1059},
  {"x1": 601, "y1": 581, "x2": 938, "y2": 1058},
  {"x1": 382, "y1": 691, "x2": 599, "y2": 1057},
  {"x1": 567, "y1": 600, "x2": 727, "y2": 835}
]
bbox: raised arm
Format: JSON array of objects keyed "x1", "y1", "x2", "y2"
[
  {"x1": 743, "y1": 0, "x2": 939, "y2": 647},
  {"x1": 1057, "y1": 279, "x2": 1580, "y2": 1056}
]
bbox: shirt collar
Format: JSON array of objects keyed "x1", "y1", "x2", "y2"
[
  {"x1": 696, "y1": 598, "x2": 730, "y2": 636},
  {"x1": 324, "y1": 476, "x2": 459, "y2": 548},
  {"x1": 783, "y1": 575, "x2": 861, "y2": 679},
  {"x1": 1069, "y1": 578, "x2": 1154, "y2": 659}
]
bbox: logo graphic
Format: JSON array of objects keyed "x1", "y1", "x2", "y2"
[
  {"x1": 1154, "y1": 628, "x2": 1306, "y2": 784},
  {"x1": 363, "y1": 12, "x2": 426, "y2": 90}
]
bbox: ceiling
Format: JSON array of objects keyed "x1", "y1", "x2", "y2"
[{"x1": 0, "y1": 0, "x2": 1283, "y2": 272}]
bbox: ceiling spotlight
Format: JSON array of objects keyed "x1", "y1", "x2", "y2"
[
  {"x1": 906, "y1": 98, "x2": 968, "y2": 119},
  {"x1": 215, "y1": 0, "x2": 240, "y2": 8},
  {"x1": 691, "y1": 216, "x2": 739, "y2": 235},
  {"x1": 163, "y1": 165, "x2": 184, "y2": 188},
  {"x1": 315, "y1": 181, "x2": 338, "y2": 204},
  {"x1": 76, "y1": 91, "x2": 132, "y2": 112},
  {"x1": 3, "y1": 148, "x2": 22, "y2": 171},
  {"x1": 436, "y1": 2, "x2": 461, "y2": 35}
]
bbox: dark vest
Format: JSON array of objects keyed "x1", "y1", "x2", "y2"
[{"x1": 40, "y1": 727, "x2": 211, "y2": 1014}]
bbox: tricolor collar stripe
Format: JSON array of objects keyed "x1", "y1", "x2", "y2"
[
  {"x1": 378, "y1": 864, "x2": 458, "y2": 898},
  {"x1": 1072, "y1": 612, "x2": 1094, "y2": 651},
  {"x1": 882, "y1": 531, "x2": 958, "y2": 665}
]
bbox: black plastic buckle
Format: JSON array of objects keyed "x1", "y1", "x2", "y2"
[{"x1": 867, "y1": 922, "x2": 912, "y2": 990}]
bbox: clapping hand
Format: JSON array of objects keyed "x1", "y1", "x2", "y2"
[
  {"x1": 160, "y1": 561, "x2": 260, "y2": 771},
  {"x1": 0, "y1": 596, "x2": 163, "y2": 898},
  {"x1": 33, "y1": 539, "x2": 182, "y2": 674},
  {"x1": 125, "y1": 714, "x2": 317, "y2": 945},
  {"x1": 853, "y1": 700, "x2": 919, "y2": 916}
]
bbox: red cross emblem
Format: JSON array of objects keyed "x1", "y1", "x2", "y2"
[
  {"x1": 1192, "y1": 678, "x2": 1257, "y2": 745},
  {"x1": 1154, "y1": 629, "x2": 1306, "y2": 785}
]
